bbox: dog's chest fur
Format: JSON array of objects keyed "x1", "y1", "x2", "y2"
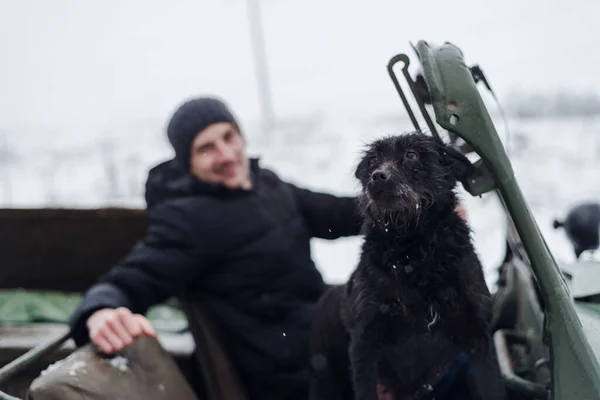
[
  {"x1": 337, "y1": 217, "x2": 492, "y2": 398},
  {"x1": 342, "y1": 218, "x2": 485, "y2": 347}
]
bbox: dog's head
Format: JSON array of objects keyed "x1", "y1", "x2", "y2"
[{"x1": 354, "y1": 132, "x2": 473, "y2": 223}]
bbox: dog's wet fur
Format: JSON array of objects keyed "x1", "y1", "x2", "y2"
[{"x1": 309, "y1": 132, "x2": 506, "y2": 400}]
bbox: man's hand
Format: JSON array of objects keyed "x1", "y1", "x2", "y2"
[{"x1": 86, "y1": 307, "x2": 156, "y2": 354}]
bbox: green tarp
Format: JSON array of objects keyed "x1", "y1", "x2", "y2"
[{"x1": 0, "y1": 290, "x2": 188, "y2": 333}]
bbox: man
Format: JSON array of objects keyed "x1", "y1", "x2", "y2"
[{"x1": 68, "y1": 97, "x2": 363, "y2": 400}]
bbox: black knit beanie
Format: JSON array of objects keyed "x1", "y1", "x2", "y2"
[{"x1": 166, "y1": 97, "x2": 238, "y2": 170}]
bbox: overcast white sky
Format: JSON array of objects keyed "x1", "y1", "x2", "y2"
[{"x1": 1, "y1": 0, "x2": 599, "y2": 140}]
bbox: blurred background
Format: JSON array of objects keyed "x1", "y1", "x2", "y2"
[{"x1": 1, "y1": 0, "x2": 599, "y2": 287}]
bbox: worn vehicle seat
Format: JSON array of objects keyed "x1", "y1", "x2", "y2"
[{"x1": 26, "y1": 335, "x2": 199, "y2": 400}]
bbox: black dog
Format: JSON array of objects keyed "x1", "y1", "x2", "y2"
[
  {"x1": 309, "y1": 132, "x2": 506, "y2": 400},
  {"x1": 553, "y1": 202, "x2": 600, "y2": 259}
]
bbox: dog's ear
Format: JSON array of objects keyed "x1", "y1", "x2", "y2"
[
  {"x1": 439, "y1": 142, "x2": 475, "y2": 182},
  {"x1": 354, "y1": 156, "x2": 369, "y2": 180}
]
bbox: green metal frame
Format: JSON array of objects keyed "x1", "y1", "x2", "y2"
[{"x1": 413, "y1": 40, "x2": 600, "y2": 400}]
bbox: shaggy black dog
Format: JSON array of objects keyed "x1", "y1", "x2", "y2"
[
  {"x1": 553, "y1": 202, "x2": 600, "y2": 259},
  {"x1": 309, "y1": 132, "x2": 506, "y2": 400}
]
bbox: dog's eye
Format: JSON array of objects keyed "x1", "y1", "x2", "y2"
[
  {"x1": 368, "y1": 156, "x2": 377, "y2": 167},
  {"x1": 405, "y1": 151, "x2": 419, "y2": 161}
]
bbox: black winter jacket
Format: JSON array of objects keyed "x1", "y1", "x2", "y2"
[{"x1": 68, "y1": 158, "x2": 362, "y2": 400}]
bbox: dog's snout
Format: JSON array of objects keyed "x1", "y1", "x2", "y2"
[{"x1": 371, "y1": 169, "x2": 390, "y2": 182}]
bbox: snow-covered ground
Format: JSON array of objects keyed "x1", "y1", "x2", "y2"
[{"x1": 1, "y1": 111, "x2": 599, "y2": 291}]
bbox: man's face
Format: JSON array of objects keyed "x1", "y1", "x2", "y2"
[{"x1": 189, "y1": 122, "x2": 251, "y2": 189}]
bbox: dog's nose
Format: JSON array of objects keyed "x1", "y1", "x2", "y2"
[{"x1": 371, "y1": 169, "x2": 390, "y2": 182}]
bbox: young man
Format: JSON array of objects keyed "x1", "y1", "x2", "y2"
[{"x1": 68, "y1": 97, "x2": 363, "y2": 400}]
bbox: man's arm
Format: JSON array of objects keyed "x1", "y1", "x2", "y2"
[
  {"x1": 68, "y1": 203, "x2": 209, "y2": 347},
  {"x1": 290, "y1": 184, "x2": 363, "y2": 239}
]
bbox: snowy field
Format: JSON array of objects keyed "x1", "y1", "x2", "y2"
[
  {"x1": 1, "y1": 0, "x2": 600, "y2": 291},
  {"x1": 1, "y1": 112, "x2": 599, "y2": 291}
]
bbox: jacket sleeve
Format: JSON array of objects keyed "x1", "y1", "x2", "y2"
[
  {"x1": 290, "y1": 184, "x2": 363, "y2": 239},
  {"x1": 68, "y1": 203, "x2": 209, "y2": 346}
]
